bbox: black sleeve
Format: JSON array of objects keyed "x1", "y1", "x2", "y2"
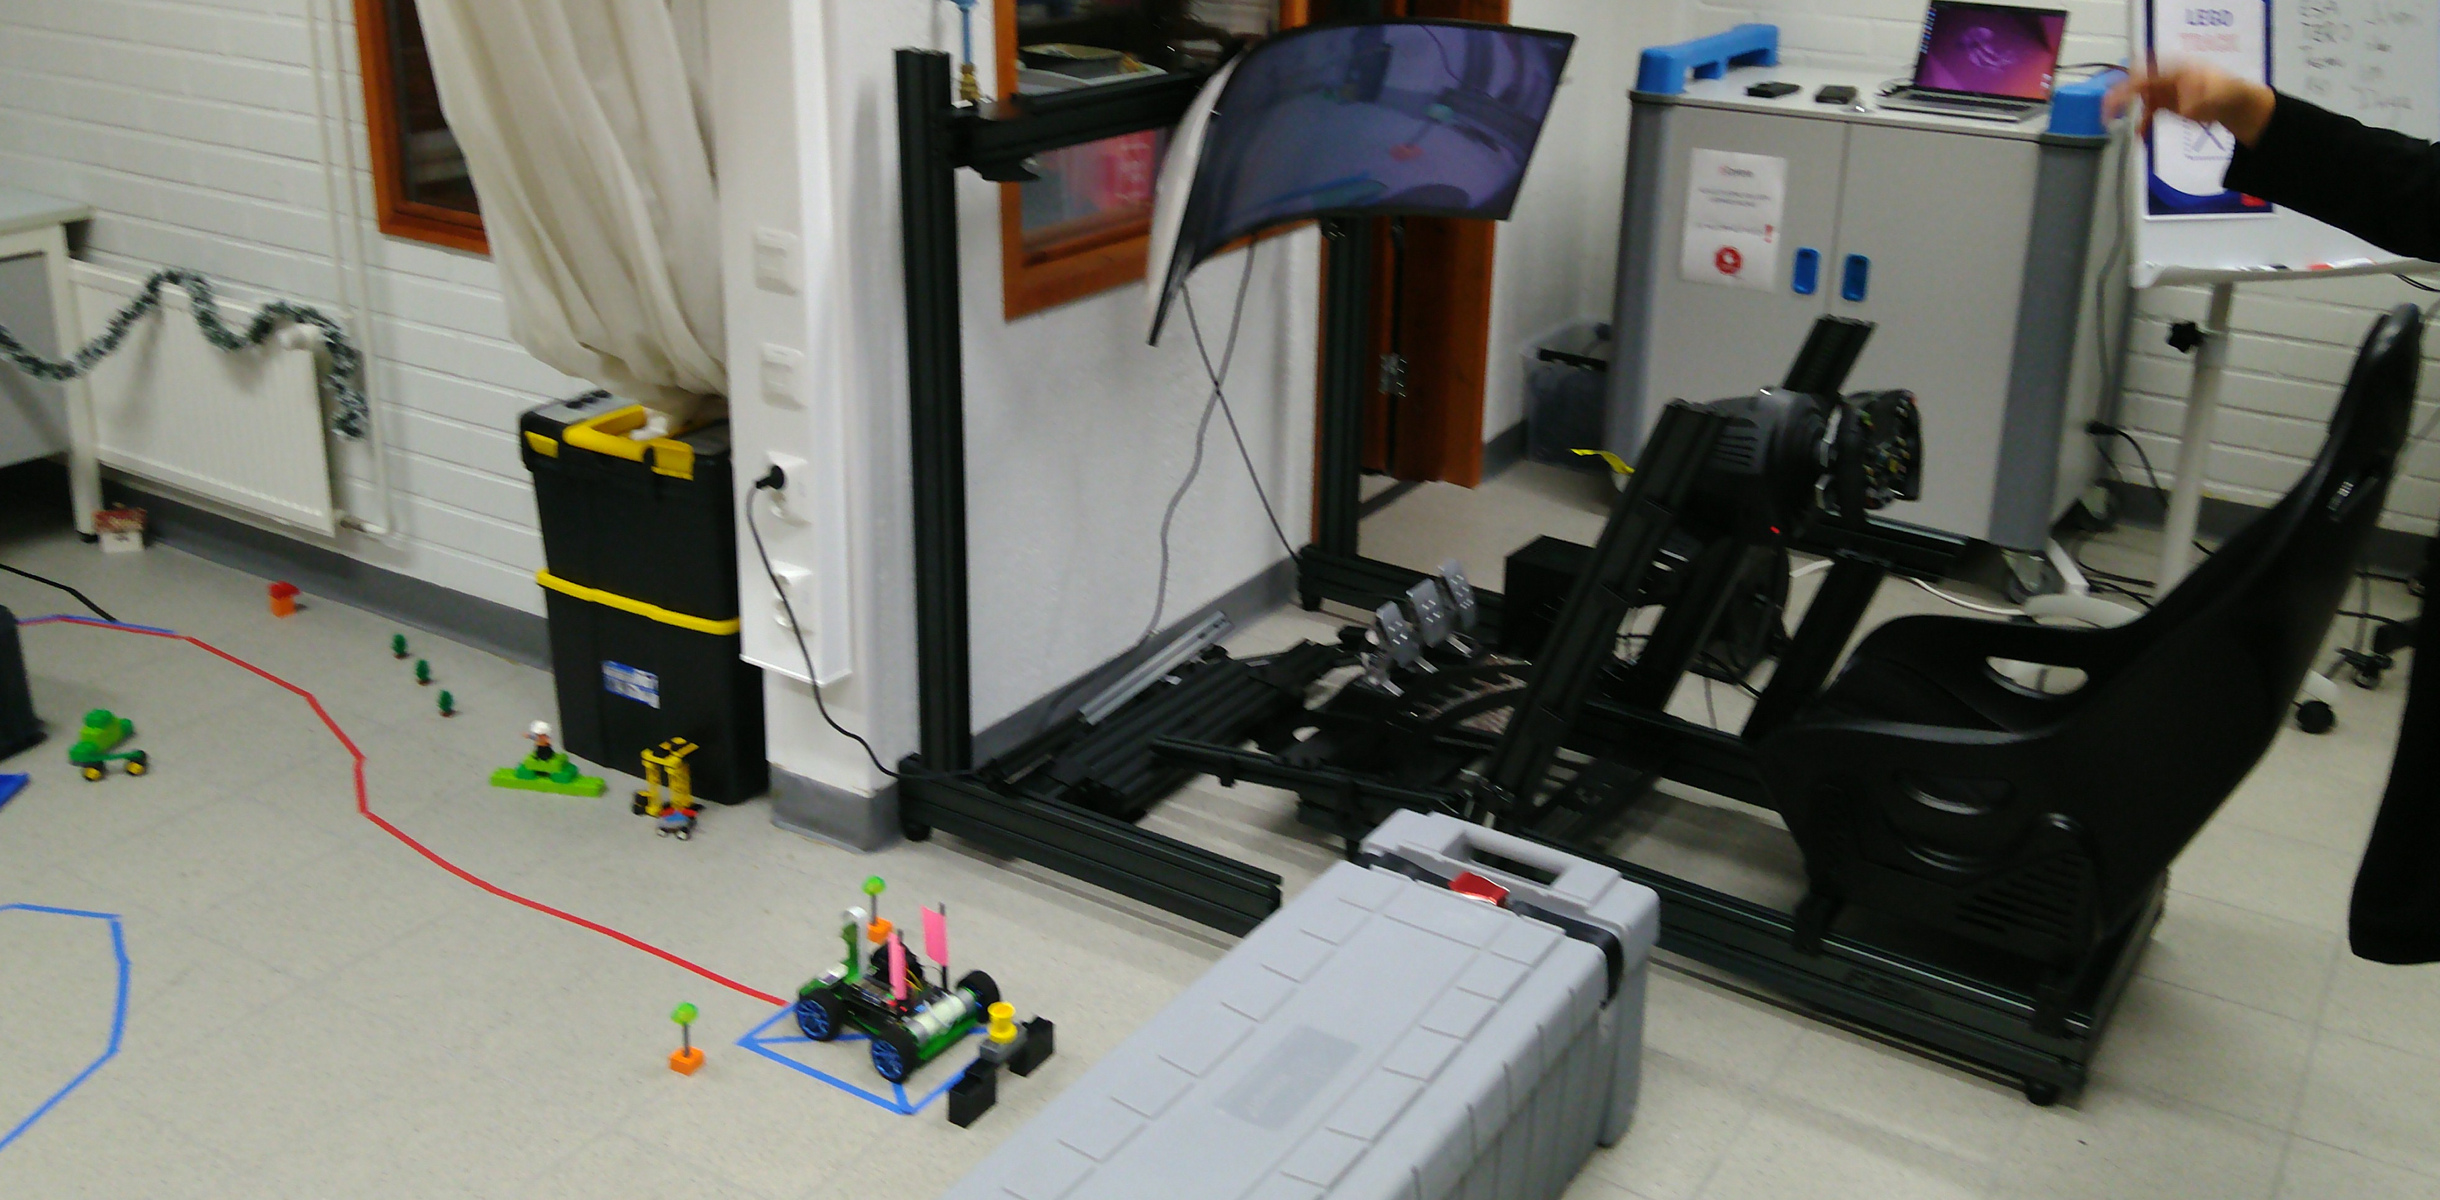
[{"x1": 2223, "y1": 95, "x2": 2440, "y2": 261}]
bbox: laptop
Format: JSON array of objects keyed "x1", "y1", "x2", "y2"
[{"x1": 1878, "y1": 1, "x2": 2068, "y2": 123}]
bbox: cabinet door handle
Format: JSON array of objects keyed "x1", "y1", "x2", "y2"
[
  {"x1": 1792, "y1": 248, "x2": 1821, "y2": 296},
  {"x1": 1840, "y1": 254, "x2": 1870, "y2": 303}
]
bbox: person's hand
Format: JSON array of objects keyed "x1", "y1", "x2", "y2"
[{"x1": 2108, "y1": 62, "x2": 2277, "y2": 144}]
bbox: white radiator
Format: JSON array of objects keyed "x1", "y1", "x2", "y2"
[{"x1": 71, "y1": 263, "x2": 339, "y2": 536}]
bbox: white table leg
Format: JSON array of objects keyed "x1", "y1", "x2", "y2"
[
  {"x1": 40, "y1": 226, "x2": 99, "y2": 538},
  {"x1": 2158, "y1": 281, "x2": 2235, "y2": 591}
]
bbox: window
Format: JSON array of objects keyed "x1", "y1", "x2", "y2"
[
  {"x1": 997, "y1": 1, "x2": 1299, "y2": 318},
  {"x1": 355, "y1": 0, "x2": 487, "y2": 254}
]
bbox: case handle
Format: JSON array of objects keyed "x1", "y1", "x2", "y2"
[{"x1": 561, "y1": 404, "x2": 698, "y2": 480}]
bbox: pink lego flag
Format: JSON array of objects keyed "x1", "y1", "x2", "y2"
[
  {"x1": 922, "y1": 906, "x2": 949, "y2": 969},
  {"x1": 889, "y1": 930, "x2": 908, "y2": 1002}
]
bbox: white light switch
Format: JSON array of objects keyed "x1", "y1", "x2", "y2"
[
  {"x1": 761, "y1": 344, "x2": 805, "y2": 407},
  {"x1": 753, "y1": 228, "x2": 802, "y2": 294}
]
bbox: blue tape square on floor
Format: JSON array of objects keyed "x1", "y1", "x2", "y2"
[
  {"x1": 0, "y1": 904, "x2": 129, "y2": 1155},
  {"x1": 735, "y1": 1001, "x2": 985, "y2": 1116}
]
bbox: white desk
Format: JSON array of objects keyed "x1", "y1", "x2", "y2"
[{"x1": 0, "y1": 187, "x2": 97, "y2": 535}]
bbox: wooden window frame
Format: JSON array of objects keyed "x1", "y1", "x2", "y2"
[
  {"x1": 355, "y1": 0, "x2": 489, "y2": 255},
  {"x1": 997, "y1": 0, "x2": 1305, "y2": 319}
]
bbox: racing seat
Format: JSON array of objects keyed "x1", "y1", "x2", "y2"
[{"x1": 1759, "y1": 305, "x2": 2424, "y2": 976}]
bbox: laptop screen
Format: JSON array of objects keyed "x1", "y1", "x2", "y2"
[{"x1": 1912, "y1": 1, "x2": 2068, "y2": 101}]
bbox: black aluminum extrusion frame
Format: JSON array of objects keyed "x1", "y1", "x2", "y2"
[{"x1": 889, "y1": 46, "x2": 2144, "y2": 1100}]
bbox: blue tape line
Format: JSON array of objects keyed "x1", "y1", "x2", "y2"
[
  {"x1": 20, "y1": 614, "x2": 182, "y2": 636},
  {"x1": 0, "y1": 904, "x2": 129, "y2": 1155},
  {"x1": 735, "y1": 1002, "x2": 982, "y2": 1117}
]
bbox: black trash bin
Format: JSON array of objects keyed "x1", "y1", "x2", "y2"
[
  {"x1": 1524, "y1": 320, "x2": 1612, "y2": 468},
  {"x1": 521, "y1": 393, "x2": 767, "y2": 803}
]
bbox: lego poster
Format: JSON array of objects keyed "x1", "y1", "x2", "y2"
[
  {"x1": 2146, "y1": 0, "x2": 2274, "y2": 217},
  {"x1": 1680, "y1": 149, "x2": 1785, "y2": 290}
]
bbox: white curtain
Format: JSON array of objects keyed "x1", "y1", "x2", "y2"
[{"x1": 417, "y1": 0, "x2": 725, "y2": 423}]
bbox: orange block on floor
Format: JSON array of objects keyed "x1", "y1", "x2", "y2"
[
  {"x1": 268, "y1": 582, "x2": 300, "y2": 618},
  {"x1": 669, "y1": 1046, "x2": 703, "y2": 1075}
]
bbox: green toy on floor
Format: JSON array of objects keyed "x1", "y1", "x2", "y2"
[
  {"x1": 488, "y1": 720, "x2": 605, "y2": 797},
  {"x1": 69, "y1": 709, "x2": 148, "y2": 781}
]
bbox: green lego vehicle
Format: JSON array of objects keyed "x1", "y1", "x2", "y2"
[
  {"x1": 793, "y1": 878, "x2": 999, "y2": 1084},
  {"x1": 69, "y1": 709, "x2": 147, "y2": 781}
]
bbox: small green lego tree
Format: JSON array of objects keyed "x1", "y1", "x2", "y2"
[
  {"x1": 414, "y1": 659, "x2": 432, "y2": 686},
  {"x1": 391, "y1": 633, "x2": 409, "y2": 659},
  {"x1": 437, "y1": 690, "x2": 455, "y2": 718}
]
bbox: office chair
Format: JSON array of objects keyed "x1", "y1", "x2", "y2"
[{"x1": 1758, "y1": 305, "x2": 2424, "y2": 979}]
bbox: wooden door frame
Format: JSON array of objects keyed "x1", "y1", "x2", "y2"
[{"x1": 1309, "y1": 0, "x2": 1508, "y2": 518}]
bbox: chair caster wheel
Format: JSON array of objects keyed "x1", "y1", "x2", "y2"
[
  {"x1": 2023, "y1": 1080, "x2": 2062, "y2": 1107},
  {"x1": 2295, "y1": 700, "x2": 2336, "y2": 735}
]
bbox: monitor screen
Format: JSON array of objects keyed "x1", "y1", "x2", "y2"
[
  {"x1": 1912, "y1": 2, "x2": 2068, "y2": 100},
  {"x1": 1147, "y1": 20, "x2": 1575, "y2": 341}
]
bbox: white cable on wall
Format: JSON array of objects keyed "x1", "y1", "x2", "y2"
[{"x1": 303, "y1": 0, "x2": 398, "y2": 539}]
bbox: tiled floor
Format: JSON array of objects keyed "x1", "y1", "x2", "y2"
[{"x1": 0, "y1": 457, "x2": 2432, "y2": 1200}]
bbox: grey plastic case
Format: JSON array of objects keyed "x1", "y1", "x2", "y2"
[{"x1": 941, "y1": 811, "x2": 1659, "y2": 1200}]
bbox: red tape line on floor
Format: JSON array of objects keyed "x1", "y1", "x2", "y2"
[{"x1": 24, "y1": 615, "x2": 787, "y2": 1007}]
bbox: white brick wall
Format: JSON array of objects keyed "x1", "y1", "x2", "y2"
[
  {"x1": 0, "y1": 0, "x2": 591, "y2": 612},
  {"x1": 1691, "y1": 0, "x2": 2440, "y2": 539}
]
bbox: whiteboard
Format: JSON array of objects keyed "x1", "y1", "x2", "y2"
[{"x1": 2133, "y1": 0, "x2": 2440, "y2": 285}]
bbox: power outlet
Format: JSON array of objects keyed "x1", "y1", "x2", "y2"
[
  {"x1": 767, "y1": 562, "x2": 814, "y2": 634},
  {"x1": 761, "y1": 452, "x2": 811, "y2": 523}
]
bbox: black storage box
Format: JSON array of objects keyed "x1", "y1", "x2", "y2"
[
  {"x1": 522, "y1": 395, "x2": 766, "y2": 803},
  {"x1": 0, "y1": 606, "x2": 42, "y2": 760},
  {"x1": 541, "y1": 584, "x2": 767, "y2": 803},
  {"x1": 521, "y1": 392, "x2": 741, "y2": 621}
]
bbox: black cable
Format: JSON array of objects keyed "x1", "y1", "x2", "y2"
[
  {"x1": 2097, "y1": 425, "x2": 2169, "y2": 512},
  {"x1": 1024, "y1": 245, "x2": 1266, "y2": 742},
  {"x1": 2399, "y1": 275, "x2": 2440, "y2": 294},
  {"x1": 1182, "y1": 245, "x2": 1296, "y2": 560},
  {"x1": 744, "y1": 477, "x2": 901, "y2": 780},
  {"x1": 2090, "y1": 579, "x2": 2155, "y2": 608},
  {"x1": 0, "y1": 562, "x2": 114, "y2": 622},
  {"x1": 1142, "y1": 244, "x2": 1261, "y2": 642},
  {"x1": 2079, "y1": 563, "x2": 2156, "y2": 588},
  {"x1": 2339, "y1": 609, "x2": 2405, "y2": 623}
]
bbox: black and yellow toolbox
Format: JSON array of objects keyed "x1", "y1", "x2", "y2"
[{"x1": 521, "y1": 392, "x2": 767, "y2": 803}]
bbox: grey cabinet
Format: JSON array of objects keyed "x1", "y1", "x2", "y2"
[{"x1": 1610, "y1": 65, "x2": 2120, "y2": 550}]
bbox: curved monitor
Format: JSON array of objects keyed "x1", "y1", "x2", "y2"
[{"x1": 1146, "y1": 19, "x2": 1576, "y2": 342}]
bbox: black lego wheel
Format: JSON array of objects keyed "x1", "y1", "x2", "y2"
[
  {"x1": 901, "y1": 821, "x2": 933, "y2": 842},
  {"x1": 794, "y1": 989, "x2": 843, "y2": 1042},
  {"x1": 956, "y1": 970, "x2": 1000, "y2": 1012},
  {"x1": 2296, "y1": 699, "x2": 2337, "y2": 735},
  {"x1": 2023, "y1": 1079, "x2": 2063, "y2": 1107},
  {"x1": 869, "y1": 1022, "x2": 921, "y2": 1083}
]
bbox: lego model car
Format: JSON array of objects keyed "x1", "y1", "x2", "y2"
[
  {"x1": 793, "y1": 881, "x2": 999, "y2": 1083},
  {"x1": 69, "y1": 709, "x2": 147, "y2": 781}
]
